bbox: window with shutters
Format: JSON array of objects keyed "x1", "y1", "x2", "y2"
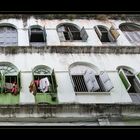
[
  {"x1": 119, "y1": 23, "x2": 140, "y2": 44},
  {"x1": 117, "y1": 66, "x2": 140, "y2": 93},
  {"x1": 0, "y1": 62, "x2": 20, "y2": 95},
  {"x1": 69, "y1": 63, "x2": 114, "y2": 93},
  {"x1": 57, "y1": 23, "x2": 88, "y2": 42},
  {"x1": 29, "y1": 25, "x2": 46, "y2": 46},
  {"x1": 94, "y1": 25, "x2": 119, "y2": 44},
  {"x1": 31, "y1": 65, "x2": 58, "y2": 104},
  {"x1": 0, "y1": 25, "x2": 18, "y2": 46}
]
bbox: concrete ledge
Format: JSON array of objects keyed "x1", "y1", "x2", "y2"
[
  {"x1": 0, "y1": 104, "x2": 139, "y2": 122},
  {"x1": 0, "y1": 46, "x2": 140, "y2": 54}
]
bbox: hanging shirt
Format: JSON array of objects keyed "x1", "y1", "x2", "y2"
[
  {"x1": 39, "y1": 77, "x2": 50, "y2": 93},
  {"x1": 29, "y1": 81, "x2": 37, "y2": 95},
  {"x1": 11, "y1": 82, "x2": 18, "y2": 95}
]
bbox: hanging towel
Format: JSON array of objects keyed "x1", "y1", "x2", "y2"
[{"x1": 39, "y1": 77, "x2": 50, "y2": 93}]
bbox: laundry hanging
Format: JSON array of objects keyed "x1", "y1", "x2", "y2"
[
  {"x1": 29, "y1": 80, "x2": 37, "y2": 95},
  {"x1": 39, "y1": 77, "x2": 50, "y2": 93}
]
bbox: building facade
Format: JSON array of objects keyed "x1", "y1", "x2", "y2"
[{"x1": 0, "y1": 14, "x2": 140, "y2": 125}]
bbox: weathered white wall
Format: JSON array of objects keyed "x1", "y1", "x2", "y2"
[
  {"x1": 0, "y1": 18, "x2": 137, "y2": 46},
  {"x1": 56, "y1": 72, "x2": 76, "y2": 103},
  {"x1": 20, "y1": 72, "x2": 35, "y2": 104},
  {"x1": 0, "y1": 53, "x2": 139, "y2": 104},
  {"x1": 0, "y1": 17, "x2": 139, "y2": 104}
]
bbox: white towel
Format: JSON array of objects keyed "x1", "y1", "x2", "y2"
[{"x1": 39, "y1": 77, "x2": 50, "y2": 93}]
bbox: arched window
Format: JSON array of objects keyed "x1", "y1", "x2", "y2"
[
  {"x1": 119, "y1": 23, "x2": 140, "y2": 43},
  {"x1": 0, "y1": 25, "x2": 18, "y2": 46},
  {"x1": 117, "y1": 66, "x2": 140, "y2": 93},
  {"x1": 0, "y1": 62, "x2": 20, "y2": 104},
  {"x1": 94, "y1": 25, "x2": 120, "y2": 43},
  {"x1": 69, "y1": 62, "x2": 114, "y2": 93},
  {"x1": 29, "y1": 65, "x2": 57, "y2": 104},
  {"x1": 57, "y1": 23, "x2": 88, "y2": 41},
  {"x1": 29, "y1": 25, "x2": 46, "y2": 46}
]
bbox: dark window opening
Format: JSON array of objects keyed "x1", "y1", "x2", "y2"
[
  {"x1": 98, "y1": 26, "x2": 110, "y2": 42},
  {"x1": 101, "y1": 32, "x2": 110, "y2": 42},
  {"x1": 4, "y1": 76, "x2": 19, "y2": 94},
  {"x1": 127, "y1": 76, "x2": 137, "y2": 93},
  {"x1": 63, "y1": 32, "x2": 70, "y2": 40},
  {"x1": 95, "y1": 75, "x2": 104, "y2": 92},
  {"x1": 72, "y1": 75, "x2": 88, "y2": 92},
  {"x1": 58, "y1": 24, "x2": 82, "y2": 41},
  {"x1": 72, "y1": 75, "x2": 107, "y2": 92},
  {"x1": 5, "y1": 76, "x2": 17, "y2": 83},
  {"x1": 30, "y1": 33, "x2": 44, "y2": 42},
  {"x1": 30, "y1": 28, "x2": 45, "y2": 43},
  {"x1": 95, "y1": 26, "x2": 112, "y2": 43},
  {"x1": 71, "y1": 32, "x2": 81, "y2": 40}
]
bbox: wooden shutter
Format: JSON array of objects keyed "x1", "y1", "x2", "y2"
[
  {"x1": 51, "y1": 69, "x2": 57, "y2": 93},
  {"x1": 68, "y1": 27, "x2": 73, "y2": 40},
  {"x1": 6, "y1": 31, "x2": 18, "y2": 45},
  {"x1": 99, "y1": 71, "x2": 114, "y2": 92},
  {"x1": 108, "y1": 31, "x2": 115, "y2": 42},
  {"x1": 83, "y1": 70, "x2": 100, "y2": 92},
  {"x1": 137, "y1": 72, "x2": 140, "y2": 79},
  {"x1": 58, "y1": 32, "x2": 65, "y2": 42},
  {"x1": 43, "y1": 26, "x2": 46, "y2": 42},
  {"x1": 28, "y1": 27, "x2": 32, "y2": 42},
  {"x1": 134, "y1": 73, "x2": 140, "y2": 93},
  {"x1": 0, "y1": 27, "x2": 5, "y2": 45},
  {"x1": 17, "y1": 71, "x2": 21, "y2": 92},
  {"x1": 80, "y1": 27, "x2": 88, "y2": 41},
  {"x1": 109, "y1": 25, "x2": 120, "y2": 40},
  {"x1": 0, "y1": 73, "x2": 2, "y2": 93},
  {"x1": 119, "y1": 69, "x2": 131, "y2": 91},
  {"x1": 94, "y1": 26, "x2": 102, "y2": 40}
]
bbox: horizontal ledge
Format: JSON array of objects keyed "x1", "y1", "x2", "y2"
[
  {"x1": 75, "y1": 92, "x2": 111, "y2": 95},
  {"x1": 0, "y1": 45, "x2": 140, "y2": 54}
]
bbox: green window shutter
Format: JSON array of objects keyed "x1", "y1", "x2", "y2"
[
  {"x1": 137, "y1": 72, "x2": 140, "y2": 79},
  {"x1": 80, "y1": 27, "x2": 88, "y2": 41},
  {"x1": 134, "y1": 74, "x2": 140, "y2": 93},
  {"x1": 119, "y1": 69, "x2": 131, "y2": 91},
  {"x1": 94, "y1": 26, "x2": 102, "y2": 40},
  {"x1": 51, "y1": 69, "x2": 57, "y2": 93},
  {"x1": 17, "y1": 71, "x2": 21, "y2": 92},
  {"x1": 0, "y1": 73, "x2": 2, "y2": 93}
]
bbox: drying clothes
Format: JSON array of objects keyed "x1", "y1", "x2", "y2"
[
  {"x1": 29, "y1": 81, "x2": 37, "y2": 95},
  {"x1": 34, "y1": 80, "x2": 40, "y2": 87},
  {"x1": 4, "y1": 82, "x2": 18, "y2": 94},
  {"x1": 11, "y1": 82, "x2": 18, "y2": 95},
  {"x1": 39, "y1": 77, "x2": 50, "y2": 93}
]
